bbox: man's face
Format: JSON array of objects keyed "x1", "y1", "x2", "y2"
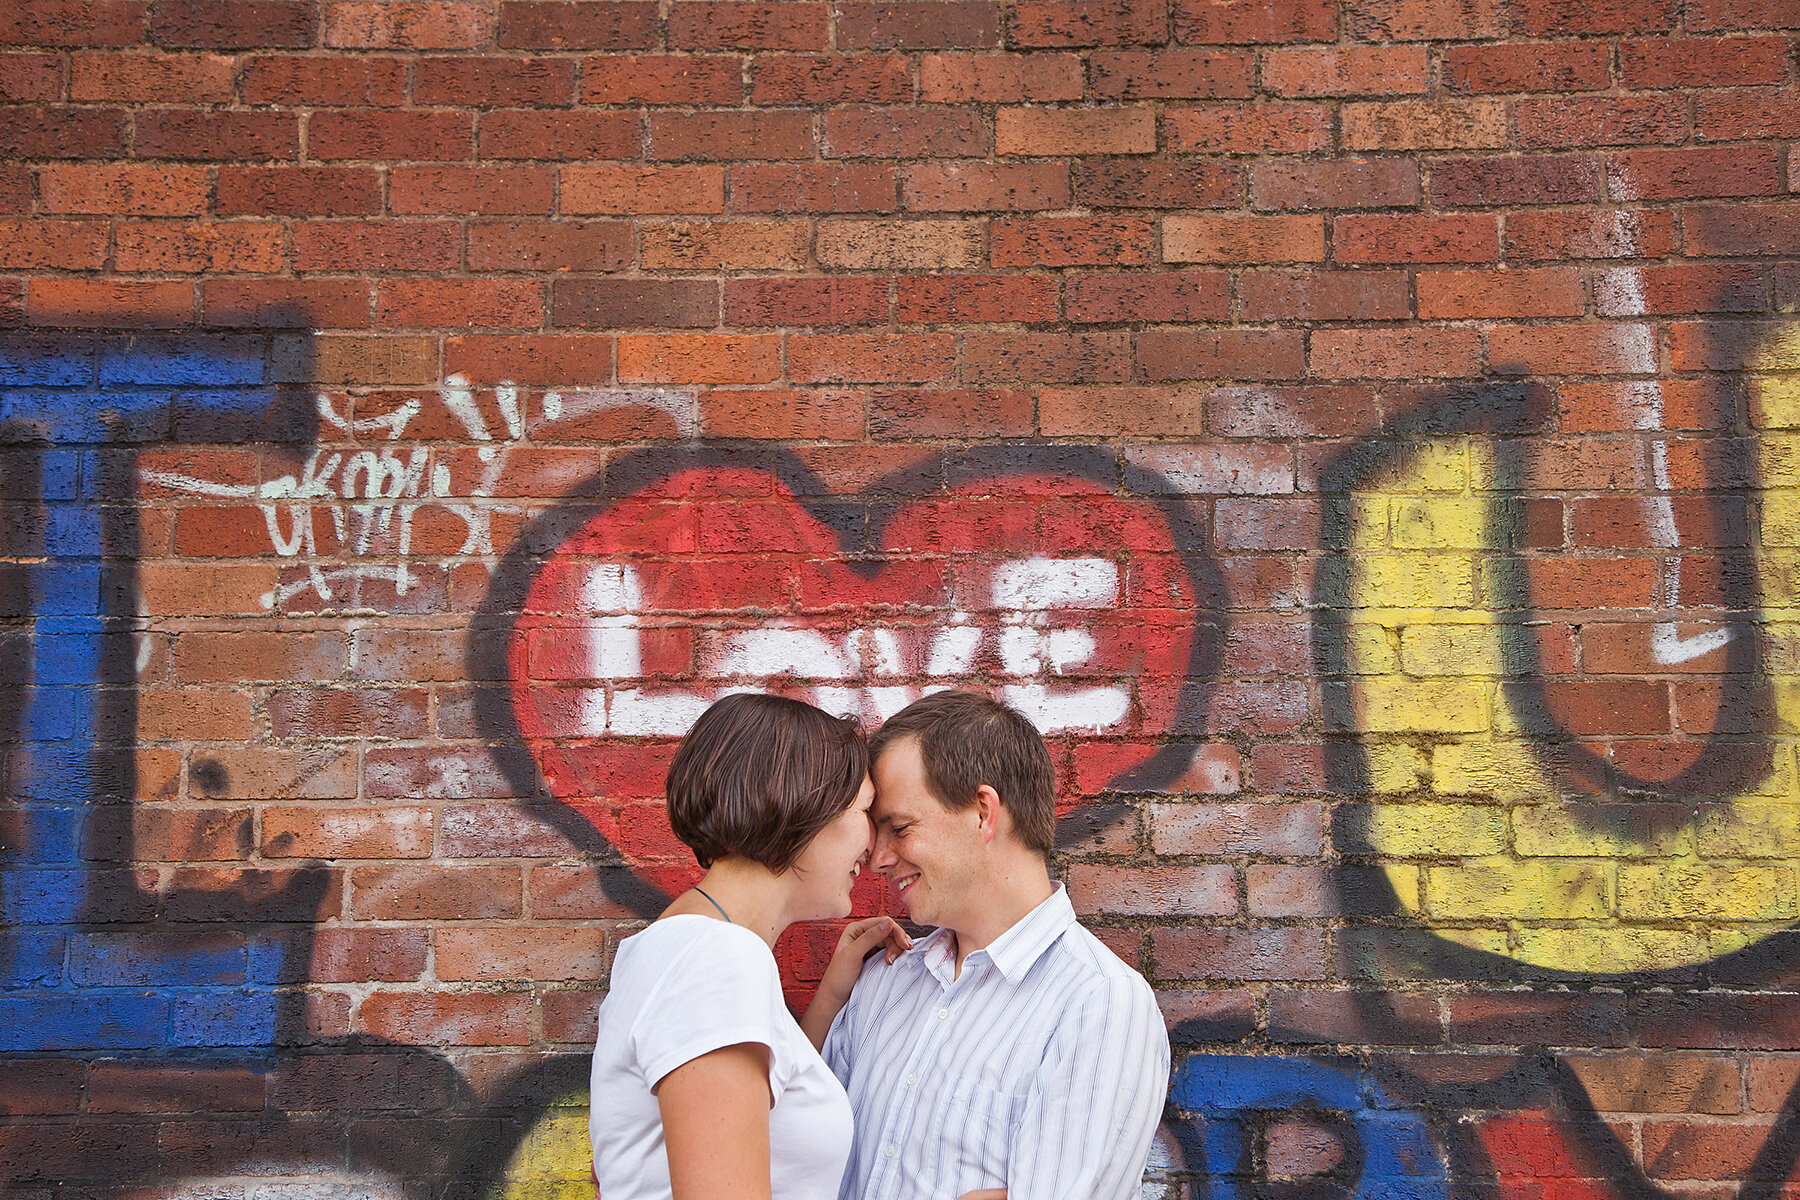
[{"x1": 870, "y1": 737, "x2": 983, "y2": 930}]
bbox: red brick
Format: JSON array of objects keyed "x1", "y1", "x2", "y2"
[
  {"x1": 150, "y1": 0, "x2": 318, "y2": 47},
  {"x1": 118, "y1": 220, "x2": 287, "y2": 274},
  {"x1": 544, "y1": 989, "x2": 604, "y2": 1041},
  {"x1": 134, "y1": 110, "x2": 299, "y2": 160},
  {"x1": 752, "y1": 55, "x2": 912, "y2": 103},
  {"x1": 1241, "y1": 269, "x2": 1410, "y2": 321},
  {"x1": 1593, "y1": 264, "x2": 1765, "y2": 315},
  {"x1": 1682, "y1": 203, "x2": 1800, "y2": 256},
  {"x1": 1698, "y1": 88, "x2": 1800, "y2": 141},
  {"x1": 1009, "y1": 0, "x2": 1166, "y2": 46},
  {"x1": 309, "y1": 112, "x2": 472, "y2": 161},
  {"x1": 1040, "y1": 386, "x2": 1208, "y2": 436},
  {"x1": 445, "y1": 333, "x2": 615, "y2": 384},
  {"x1": 1070, "y1": 864, "x2": 1235, "y2": 917},
  {"x1": 29, "y1": 280, "x2": 193, "y2": 328},
  {"x1": 263, "y1": 806, "x2": 433, "y2": 859},
  {"x1": 618, "y1": 333, "x2": 781, "y2": 384},
  {"x1": 0, "y1": 108, "x2": 127, "y2": 157},
  {"x1": 1416, "y1": 268, "x2": 1584, "y2": 319},
  {"x1": 381, "y1": 279, "x2": 543, "y2": 328},
  {"x1": 291, "y1": 221, "x2": 459, "y2": 272},
  {"x1": 726, "y1": 278, "x2": 887, "y2": 326},
  {"x1": 360, "y1": 991, "x2": 530, "y2": 1046},
  {"x1": 1164, "y1": 103, "x2": 1330, "y2": 154},
  {"x1": 1138, "y1": 329, "x2": 1305, "y2": 381},
  {"x1": 479, "y1": 110, "x2": 638, "y2": 160},
  {"x1": 203, "y1": 279, "x2": 372, "y2": 328},
  {"x1": 868, "y1": 388, "x2": 1033, "y2": 437},
  {"x1": 1489, "y1": 323, "x2": 1658, "y2": 376},
  {"x1": 919, "y1": 52, "x2": 1082, "y2": 101},
  {"x1": 1089, "y1": 49, "x2": 1251, "y2": 98},
  {"x1": 352, "y1": 863, "x2": 521, "y2": 919},
  {"x1": 497, "y1": 0, "x2": 655, "y2": 46},
  {"x1": 902, "y1": 162, "x2": 1068, "y2": 211},
  {"x1": 321, "y1": 0, "x2": 493, "y2": 47},
  {"x1": 1249, "y1": 158, "x2": 1418, "y2": 210},
  {"x1": 467, "y1": 219, "x2": 631, "y2": 271},
  {"x1": 69, "y1": 51, "x2": 234, "y2": 101},
  {"x1": 643, "y1": 220, "x2": 808, "y2": 269},
  {"x1": 1153, "y1": 926, "x2": 1326, "y2": 980},
  {"x1": 788, "y1": 333, "x2": 956, "y2": 383},
  {"x1": 1312, "y1": 328, "x2": 1482, "y2": 379},
  {"x1": 1345, "y1": 0, "x2": 1504, "y2": 38},
  {"x1": 1164, "y1": 214, "x2": 1324, "y2": 263},
  {"x1": 1517, "y1": 96, "x2": 1689, "y2": 149},
  {"x1": 0, "y1": 220, "x2": 108, "y2": 269},
  {"x1": 731, "y1": 163, "x2": 898, "y2": 212},
  {"x1": 1623, "y1": 35, "x2": 1790, "y2": 87},
  {"x1": 699, "y1": 388, "x2": 866, "y2": 437},
  {"x1": 216, "y1": 166, "x2": 382, "y2": 215},
  {"x1": 991, "y1": 215, "x2": 1154, "y2": 266},
  {"x1": 414, "y1": 55, "x2": 577, "y2": 105},
  {"x1": 241, "y1": 54, "x2": 407, "y2": 104},
  {"x1": 896, "y1": 274, "x2": 1056, "y2": 323},
  {"x1": 39, "y1": 164, "x2": 207, "y2": 216},
  {"x1": 995, "y1": 107, "x2": 1154, "y2": 155},
  {"x1": 1173, "y1": 0, "x2": 1335, "y2": 42},
  {"x1": 1687, "y1": 0, "x2": 1800, "y2": 28},
  {"x1": 553, "y1": 277, "x2": 718, "y2": 328},
  {"x1": 0, "y1": 0, "x2": 147, "y2": 46},
  {"x1": 824, "y1": 107, "x2": 987, "y2": 159},
  {"x1": 0, "y1": 53, "x2": 63, "y2": 100},
  {"x1": 816, "y1": 218, "x2": 980, "y2": 268},
  {"x1": 651, "y1": 110, "x2": 813, "y2": 161},
  {"x1": 1505, "y1": 208, "x2": 1678, "y2": 260},
  {"x1": 1265, "y1": 45, "x2": 1426, "y2": 97},
  {"x1": 1442, "y1": 40, "x2": 1610, "y2": 93},
  {"x1": 1065, "y1": 271, "x2": 1229, "y2": 323},
  {"x1": 837, "y1": 3, "x2": 1000, "y2": 49},
  {"x1": 1557, "y1": 380, "x2": 1728, "y2": 432},
  {"x1": 1607, "y1": 146, "x2": 1784, "y2": 202},
  {"x1": 1342, "y1": 101, "x2": 1507, "y2": 151},
  {"x1": 668, "y1": 1, "x2": 826, "y2": 48},
  {"x1": 963, "y1": 331, "x2": 1132, "y2": 383},
  {"x1": 0, "y1": 168, "x2": 26, "y2": 213},
  {"x1": 1073, "y1": 159, "x2": 1241, "y2": 207},
  {"x1": 582, "y1": 53, "x2": 742, "y2": 103},
  {"x1": 1518, "y1": 0, "x2": 1677, "y2": 34},
  {"x1": 437, "y1": 927, "x2": 610, "y2": 981},
  {"x1": 389, "y1": 165, "x2": 555, "y2": 215},
  {"x1": 1335, "y1": 214, "x2": 1498, "y2": 263},
  {"x1": 1429, "y1": 155, "x2": 1600, "y2": 208}
]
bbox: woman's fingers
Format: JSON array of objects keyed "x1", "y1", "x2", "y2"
[{"x1": 955, "y1": 1190, "x2": 1007, "y2": 1200}]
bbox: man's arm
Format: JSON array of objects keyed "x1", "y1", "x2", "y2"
[{"x1": 1002, "y1": 974, "x2": 1171, "y2": 1200}]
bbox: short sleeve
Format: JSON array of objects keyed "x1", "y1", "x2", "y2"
[{"x1": 630, "y1": 922, "x2": 796, "y2": 1097}]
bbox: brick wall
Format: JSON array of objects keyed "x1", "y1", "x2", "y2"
[{"x1": 3, "y1": 1, "x2": 1798, "y2": 1196}]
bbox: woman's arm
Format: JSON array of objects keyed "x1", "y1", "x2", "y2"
[
  {"x1": 656, "y1": 1042, "x2": 774, "y2": 1200},
  {"x1": 800, "y1": 916, "x2": 912, "y2": 1051}
]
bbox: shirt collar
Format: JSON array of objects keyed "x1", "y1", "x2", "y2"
[{"x1": 908, "y1": 884, "x2": 1078, "y2": 986}]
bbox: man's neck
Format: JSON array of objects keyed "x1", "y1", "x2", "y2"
[{"x1": 948, "y1": 859, "x2": 1055, "y2": 977}]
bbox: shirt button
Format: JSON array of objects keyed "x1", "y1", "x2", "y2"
[
  {"x1": 884, "y1": 1146, "x2": 897, "y2": 1158},
  {"x1": 905, "y1": 1073, "x2": 917, "y2": 1086},
  {"x1": 937, "y1": 1008, "x2": 949, "y2": 1019}
]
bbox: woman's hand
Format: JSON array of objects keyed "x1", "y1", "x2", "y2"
[{"x1": 799, "y1": 916, "x2": 912, "y2": 1050}]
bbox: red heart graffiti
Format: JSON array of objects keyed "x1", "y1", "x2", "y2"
[{"x1": 508, "y1": 459, "x2": 1200, "y2": 990}]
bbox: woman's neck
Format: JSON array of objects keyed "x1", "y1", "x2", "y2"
[{"x1": 665, "y1": 858, "x2": 794, "y2": 949}]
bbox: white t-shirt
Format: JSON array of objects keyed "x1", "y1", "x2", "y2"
[{"x1": 589, "y1": 915, "x2": 853, "y2": 1200}]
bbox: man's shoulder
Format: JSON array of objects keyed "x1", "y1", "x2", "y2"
[{"x1": 1044, "y1": 920, "x2": 1161, "y2": 1013}]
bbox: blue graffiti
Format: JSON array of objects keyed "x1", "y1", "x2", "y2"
[
  {"x1": 1167, "y1": 1054, "x2": 1449, "y2": 1200},
  {"x1": 0, "y1": 333, "x2": 312, "y2": 1053}
]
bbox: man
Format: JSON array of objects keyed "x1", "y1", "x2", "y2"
[{"x1": 822, "y1": 690, "x2": 1171, "y2": 1200}]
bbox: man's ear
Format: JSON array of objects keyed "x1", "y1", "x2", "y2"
[{"x1": 972, "y1": 784, "x2": 1004, "y2": 845}]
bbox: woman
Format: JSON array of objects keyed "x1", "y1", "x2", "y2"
[{"x1": 588, "y1": 692, "x2": 908, "y2": 1200}]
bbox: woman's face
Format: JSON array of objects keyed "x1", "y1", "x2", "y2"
[{"x1": 786, "y1": 775, "x2": 875, "y2": 920}]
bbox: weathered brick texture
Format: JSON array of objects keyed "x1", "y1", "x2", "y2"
[{"x1": 3, "y1": 1, "x2": 1800, "y2": 1196}]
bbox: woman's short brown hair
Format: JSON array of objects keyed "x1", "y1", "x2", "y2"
[{"x1": 666, "y1": 692, "x2": 868, "y2": 873}]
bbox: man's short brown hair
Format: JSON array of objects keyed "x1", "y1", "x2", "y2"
[
  {"x1": 666, "y1": 693, "x2": 868, "y2": 873},
  {"x1": 870, "y1": 690, "x2": 1055, "y2": 857}
]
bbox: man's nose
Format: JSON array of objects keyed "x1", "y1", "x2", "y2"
[{"x1": 871, "y1": 827, "x2": 898, "y2": 870}]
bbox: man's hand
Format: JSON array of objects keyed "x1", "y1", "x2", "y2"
[{"x1": 799, "y1": 916, "x2": 912, "y2": 1050}]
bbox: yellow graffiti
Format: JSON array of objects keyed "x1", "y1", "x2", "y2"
[
  {"x1": 496, "y1": 1092, "x2": 594, "y2": 1200},
  {"x1": 1347, "y1": 325, "x2": 1800, "y2": 973}
]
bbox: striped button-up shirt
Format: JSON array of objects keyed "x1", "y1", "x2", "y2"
[{"x1": 824, "y1": 885, "x2": 1170, "y2": 1200}]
